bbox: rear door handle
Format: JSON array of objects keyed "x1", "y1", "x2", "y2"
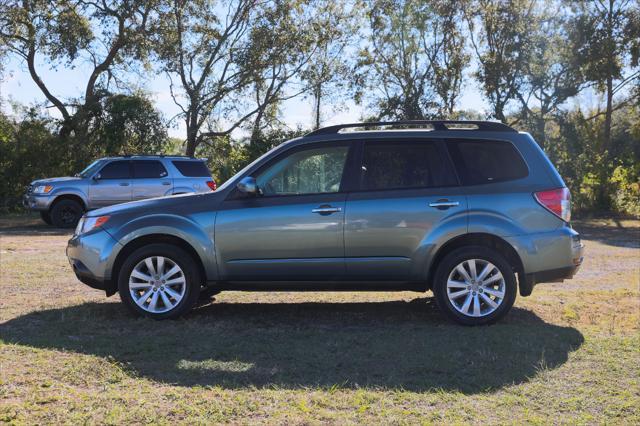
[
  {"x1": 119, "y1": 182, "x2": 130, "y2": 186},
  {"x1": 429, "y1": 200, "x2": 459, "y2": 209},
  {"x1": 312, "y1": 206, "x2": 342, "y2": 215},
  {"x1": 162, "y1": 181, "x2": 171, "y2": 185}
]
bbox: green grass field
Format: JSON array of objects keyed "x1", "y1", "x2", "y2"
[{"x1": 1, "y1": 215, "x2": 639, "y2": 424}]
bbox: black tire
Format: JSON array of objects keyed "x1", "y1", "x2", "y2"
[
  {"x1": 117, "y1": 243, "x2": 201, "y2": 320},
  {"x1": 50, "y1": 199, "x2": 83, "y2": 228},
  {"x1": 433, "y1": 246, "x2": 517, "y2": 326},
  {"x1": 40, "y1": 211, "x2": 53, "y2": 225}
]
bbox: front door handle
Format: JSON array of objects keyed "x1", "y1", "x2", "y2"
[
  {"x1": 162, "y1": 181, "x2": 171, "y2": 185},
  {"x1": 119, "y1": 182, "x2": 130, "y2": 186},
  {"x1": 312, "y1": 205, "x2": 342, "y2": 215},
  {"x1": 429, "y1": 200, "x2": 459, "y2": 209}
]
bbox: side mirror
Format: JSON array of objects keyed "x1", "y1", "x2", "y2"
[
  {"x1": 237, "y1": 176, "x2": 259, "y2": 195},
  {"x1": 92, "y1": 173, "x2": 101, "y2": 181}
]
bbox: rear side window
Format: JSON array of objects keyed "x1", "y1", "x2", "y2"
[
  {"x1": 448, "y1": 139, "x2": 528, "y2": 185},
  {"x1": 361, "y1": 141, "x2": 457, "y2": 190},
  {"x1": 172, "y1": 160, "x2": 211, "y2": 177},
  {"x1": 132, "y1": 160, "x2": 168, "y2": 178},
  {"x1": 99, "y1": 160, "x2": 130, "y2": 179}
]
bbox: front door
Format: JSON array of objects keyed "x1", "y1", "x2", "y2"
[
  {"x1": 89, "y1": 160, "x2": 132, "y2": 208},
  {"x1": 215, "y1": 142, "x2": 353, "y2": 281},
  {"x1": 131, "y1": 160, "x2": 172, "y2": 200},
  {"x1": 344, "y1": 139, "x2": 466, "y2": 280}
]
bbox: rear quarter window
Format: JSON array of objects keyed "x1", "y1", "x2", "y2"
[
  {"x1": 172, "y1": 160, "x2": 211, "y2": 177},
  {"x1": 447, "y1": 139, "x2": 528, "y2": 185}
]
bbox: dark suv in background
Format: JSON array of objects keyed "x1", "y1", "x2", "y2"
[
  {"x1": 66, "y1": 121, "x2": 584, "y2": 325},
  {"x1": 24, "y1": 155, "x2": 216, "y2": 227}
]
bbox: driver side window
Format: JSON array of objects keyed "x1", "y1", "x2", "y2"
[{"x1": 256, "y1": 146, "x2": 349, "y2": 196}]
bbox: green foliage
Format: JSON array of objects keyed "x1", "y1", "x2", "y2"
[
  {"x1": 92, "y1": 94, "x2": 167, "y2": 156},
  {"x1": 466, "y1": 0, "x2": 537, "y2": 122},
  {"x1": 196, "y1": 128, "x2": 308, "y2": 184},
  {"x1": 355, "y1": 0, "x2": 468, "y2": 120},
  {"x1": 0, "y1": 111, "x2": 69, "y2": 211},
  {"x1": 542, "y1": 104, "x2": 640, "y2": 216},
  {"x1": 0, "y1": 94, "x2": 168, "y2": 211},
  {"x1": 610, "y1": 164, "x2": 640, "y2": 216}
]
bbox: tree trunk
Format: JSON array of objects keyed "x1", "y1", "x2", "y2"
[
  {"x1": 537, "y1": 115, "x2": 546, "y2": 150},
  {"x1": 313, "y1": 83, "x2": 322, "y2": 130},
  {"x1": 184, "y1": 108, "x2": 200, "y2": 156},
  {"x1": 603, "y1": 75, "x2": 613, "y2": 155},
  {"x1": 250, "y1": 108, "x2": 265, "y2": 145}
]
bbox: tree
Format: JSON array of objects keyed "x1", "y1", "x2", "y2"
[
  {"x1": 517, "y1": 3, "x2": 584, "y2": 148},
  {"x1": 245, "y1": 1, "x2": 324, "y2": 142},
  {"x1": 93, "y1": 93, "x2": 167, "y2": 155},
  {"x1": 465, "y1": 0, "x2": 537, "y2": 122},
  {"x1": 569, "y1": 0, "x2": 640, "y2": 155},
  {"x1": 301, "y1": 0, "x2": 360, "y2": 129},
  {"x1": 156, "y1": 0, "x2": 320, "y2": 156},
  {"x1": 0, "y1": 0, "x2": 158, "y2": 140},
  {"x1": 355, "y1": 0, "x2": 469, "y2": 120}
]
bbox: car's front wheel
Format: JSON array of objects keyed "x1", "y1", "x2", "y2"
[
  {"x1": 433, "y1": 246, "x2": 517, "y2": 325},
  {"x1": 39, "y1": 211, "x2": 53, "y2": 225},
  {"x1": 118, "y1": 244, "x2": 202, "y2": 319},
  {"x1": 50, "y1": 199, "x2": 83, "y2": 228}
]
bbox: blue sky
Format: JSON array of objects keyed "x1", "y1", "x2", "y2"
[{"x1": 1, "y1": 53, "x2": 490, "y2": 139}]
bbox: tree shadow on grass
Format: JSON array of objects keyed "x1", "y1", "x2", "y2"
[
  {"x1": 573, "y1": 220, "x2": 640, "y2": 249},
  {"x1": 0, "y1": 297, "x2": 584, "y2": 393}
]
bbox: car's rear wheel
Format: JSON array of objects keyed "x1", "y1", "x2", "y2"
[
  {"x1": 433, "y1": 246, "x2": 517, "y2": 325},
  {"x1": 39, "y1": 211, "x2": 53, "y2": 225},
  {"x1": 117, "y1": 244, "x2": 201, "y2": 319},
  {"x1": 50, "y1": 199, "x2": 83, "y2": 228}
]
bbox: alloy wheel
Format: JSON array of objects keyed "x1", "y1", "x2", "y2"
[
  {"x1": 446, "y1": 258, "x2": 506, "y2": 318},
  {"x1": 128, "y1": 256, "x2": 187, "y2": 314}
]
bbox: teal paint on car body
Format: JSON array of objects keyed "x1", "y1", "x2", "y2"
[{"x1": 66, "y1": 121, "x2": 584, "y2": 324}]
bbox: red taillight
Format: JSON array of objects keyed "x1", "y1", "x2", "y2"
[
  {"x1": 206, "y1": 180, "x2": 217, "y2": 191},
  {"x1": 534, "y1": 187, "x2": 571, "y2": 222}
]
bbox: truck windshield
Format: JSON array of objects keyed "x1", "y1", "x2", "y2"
[{"x1": 77, "y1": 160, "x2": 104, "y2": 178}]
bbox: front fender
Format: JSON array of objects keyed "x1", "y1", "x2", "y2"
[
  {"x1": 50, "y1": 188, "x2": 89, "y2": 208},
  {"x1": 105, "y1": 213, "x2": 217, "y2": 281}
]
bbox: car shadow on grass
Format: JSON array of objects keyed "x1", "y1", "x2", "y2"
[{"x1": 0, "y1": 297, "x2": 584, "y2": 393}]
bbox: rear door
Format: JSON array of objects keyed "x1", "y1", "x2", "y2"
[
  {"x1": 131, "y1": 160, "x2": 171, "y2": 200},
  {"x1": 344, "y1": 139, "x2": 466, "y2": 280},
  {"x1": 89, "y1": 160, "x2": 132, "y2": 207}
]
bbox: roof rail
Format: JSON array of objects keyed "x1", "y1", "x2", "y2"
[
  {"x1": 305, "y1": 120, "x2": 516, "y2": 136},
  {"x1": 121, "y1": 154, "x2": 196, "y2": 159}
]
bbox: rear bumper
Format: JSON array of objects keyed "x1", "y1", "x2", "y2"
[{"x1": 507, "y1": 225, "x2": 584, "y2": 296}]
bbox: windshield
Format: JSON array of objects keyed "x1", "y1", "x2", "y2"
[{"x1": 77, "y1": 160, "x2": 104, "y2": 178}]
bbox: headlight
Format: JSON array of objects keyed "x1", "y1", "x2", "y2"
[
  {"x1": 75, "y1": 215, "x2": 110, "y2": 235},
  {"x1": 33, "y1": 185, "x2": 53, "y2": 194}
]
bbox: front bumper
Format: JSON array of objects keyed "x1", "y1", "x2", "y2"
[
  {"x1": 66, "y1": 229, "x2": 121, "y2": 296},
  {"x1": 23, "y1": 194, "x2": 54, "y2": 211}
]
